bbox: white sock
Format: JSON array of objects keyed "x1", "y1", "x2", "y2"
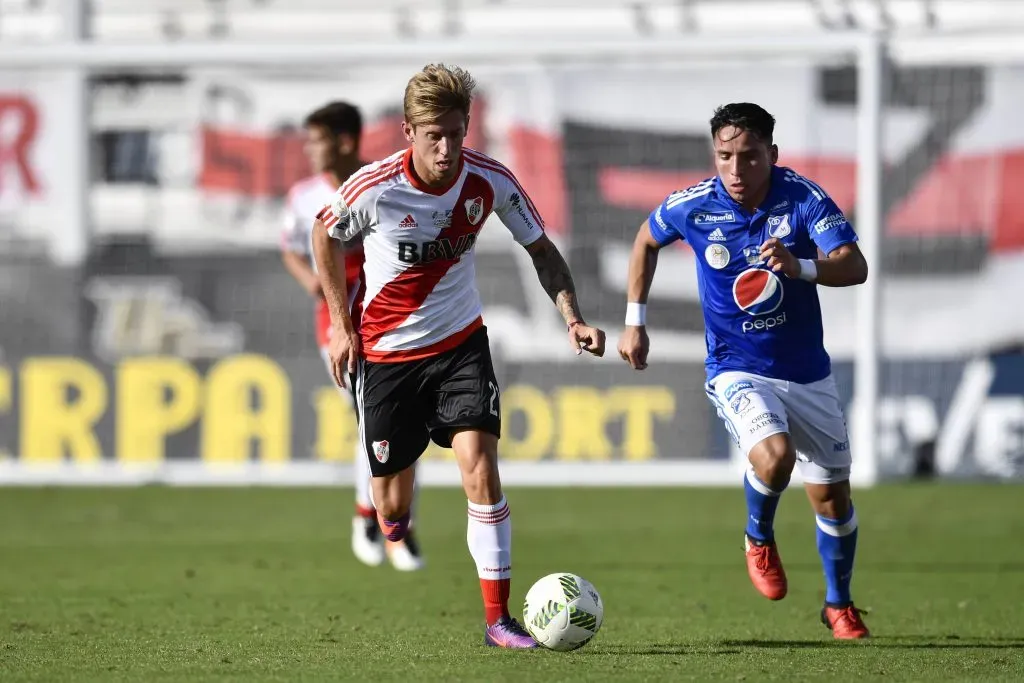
[
  {"x1": 354, "y1": 438, "x2": 374, "y2": 512},
  {"x1": 467, "y1": 496, "x2": 512, "y2": 579}
]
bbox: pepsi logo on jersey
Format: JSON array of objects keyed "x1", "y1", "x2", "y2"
[{"x1": 733, "y1": 268, "x2": 788, "y2": 334}]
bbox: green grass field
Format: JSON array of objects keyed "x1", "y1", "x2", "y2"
[{"x1": 1, "y1": 484, "x2": 1022, "y2": 682}]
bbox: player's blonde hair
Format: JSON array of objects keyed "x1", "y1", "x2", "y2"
[{"x1": 403, "y1": 63, "x2": 476, "y2": 127}]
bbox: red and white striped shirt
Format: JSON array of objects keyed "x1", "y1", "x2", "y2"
[
  {"x1": 317, "y1": 146, "x2": 544, "y2": 362},
  {"x1": 281, "y1": 172, "x2": 364, "y2": 348}
]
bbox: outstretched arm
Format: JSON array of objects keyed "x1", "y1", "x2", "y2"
[
  {"x1": 524, "y1": 233, "x2": 583, "y2": 325},
  {"x1": 617, "y1": 220, "x2": 662, "y2": 370},
  {"x1": 523, "y1": 234, "x2": 605, "y2": 356},
  {"x1": 626, "y1": 219, "x2": 662, "y2": 306}
]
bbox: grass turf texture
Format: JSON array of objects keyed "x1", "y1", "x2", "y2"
[{"x1": 1, "y1": 485, "x2": 1022, "y2": 682}]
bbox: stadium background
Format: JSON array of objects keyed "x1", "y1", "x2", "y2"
[{"x1": 1, "y1": 0, "x2": 1023, "y2": 485}]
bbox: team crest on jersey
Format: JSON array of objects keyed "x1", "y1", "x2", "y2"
[
  {"x1": 704, "y1": 243, "x2": 730, "y2": 270},
  {"x1": 767, "y1": 213, "x2": 792, "y2": 238},
  {"x1": 464, "y1": 197, "x2": 484, "y2": 225},
  {"x1": 372, "y1": 440, "x2": 390, "y2": 463}
]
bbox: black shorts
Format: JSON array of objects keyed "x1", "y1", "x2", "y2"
[{"x1": 355, "y1": 326, "x2": 501, "y2": 477}]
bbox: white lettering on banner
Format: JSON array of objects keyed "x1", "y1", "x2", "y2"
[
  {"x1": 84, "y1": 277, "x2": 244, "y2": 362},
  {"x1": 973, "y1": 398, "x2": 1024, "y2": 478},
  {"x1": 866, "y1": 358, "x2": 1023, "y2": 479}
]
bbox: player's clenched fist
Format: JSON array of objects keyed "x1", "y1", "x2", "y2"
[
  {"x1": 568, "y1": 321, "x2": 606, "y2": 357},
  {"x1": 327, "y1": 322, "x2": 360, "y2": 389},
  {"x1": 617, "y1": 325, "x2": 649, "y2": 371},
  {"x1": 759, "y1": 238, "x2": 800, "y2": 278}
]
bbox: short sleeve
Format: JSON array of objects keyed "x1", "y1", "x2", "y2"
[
  {"x1": 804, "y1": 194, "x2": 858, "y2": 255},
  {"x1": 647, "y1": 199, "x2": 685, "y2": 246},
  {"x1": 318, "y1": 185, "x2": 366, "y2": 242},
  {"x1": 490, "y1": 169, "x2": 544, "y2": 246}
]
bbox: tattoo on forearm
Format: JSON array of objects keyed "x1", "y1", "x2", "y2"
[{"x1": 531, "y1": 240, "x2": 583, "y2": 323}]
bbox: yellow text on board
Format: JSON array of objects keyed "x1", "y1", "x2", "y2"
[{"x1": 0, "y1": 355, "x2": 677, "y2": 463}]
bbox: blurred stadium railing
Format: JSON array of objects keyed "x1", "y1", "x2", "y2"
[{"x1": 0, "y1": 0, "x2": 1021, "y2": 485}]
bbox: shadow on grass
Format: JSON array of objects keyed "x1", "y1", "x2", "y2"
[
  {"x1": 722, "y1": 636, "x2": 1024, "y2": 650},
  {"x1": 588, "y1": 561, "x2": 1024, "y2": 575},
  {"x1": 579, "y1": 637, "x2": 1024, "y2": 656},
  {"x1": 578, "y1": 644, "x2": 740, "y2": 656}
]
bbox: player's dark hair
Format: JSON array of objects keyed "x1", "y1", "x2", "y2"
[
  {"x1": 304, "y1": 101, "x2": 363, "y2": 141},
  {"x1": 710, "y1": 103, "x2": 776, "y2": 144}
]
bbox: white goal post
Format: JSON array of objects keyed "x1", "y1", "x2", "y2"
[{"x1": 0, "y1": 25, "x2": 886, "y2": 487}]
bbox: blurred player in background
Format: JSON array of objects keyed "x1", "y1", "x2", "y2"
[
  {"x1": 280, "y1": 101, "x2": 424, "y2": 572},
  {"x1": 312, "y1": 64, "x2": 606, "y2": 648},
  {"x1": 617, "y1": 103, "x2": 870, "y2": 639}
]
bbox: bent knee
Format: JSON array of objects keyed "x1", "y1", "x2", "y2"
[{"x1": 749, "y1": 434, "x2": 796, "y2": 487}]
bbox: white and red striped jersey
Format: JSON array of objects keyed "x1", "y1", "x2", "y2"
[
  {"x1": 317, "y1": 146, "x2": 544, "y2": 362},
  {"x1": 281, "y1": 173, "x2": 337, "y2": 260},
  {"x1": 281, "y1": 172, "x2": 364, "y2": 348}
]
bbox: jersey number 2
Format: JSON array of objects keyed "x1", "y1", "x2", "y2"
[{"x1": 487, "y1": 381, "x2": 499, "y2": 417}]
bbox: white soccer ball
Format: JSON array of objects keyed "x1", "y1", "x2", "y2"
[{"x1": 522, "y1": 572, "x2": 604, "y2": 651}]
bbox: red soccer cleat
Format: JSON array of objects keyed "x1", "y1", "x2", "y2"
[
  {"x1": 744, "y1": 534, "x2": 788, "y2": 601},
  {"x1": 821, "y1": 604, "x2": 871, "y2": 639}
]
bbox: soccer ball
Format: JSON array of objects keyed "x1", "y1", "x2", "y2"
[{"x1": 522, "y1": 572, "x2": 603, "y2": 651}]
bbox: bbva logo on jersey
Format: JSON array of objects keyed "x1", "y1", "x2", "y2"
[{"x1": 397, "y1": 233, "x2": 478, "y2": 264}]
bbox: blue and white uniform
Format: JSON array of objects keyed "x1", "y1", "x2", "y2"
[{"x1": 649, "y1": 165, "x2": 858, "y2": 482}]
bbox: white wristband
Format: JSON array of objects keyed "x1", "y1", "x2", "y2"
[
  {"x1": 625, "y1": 302, "x2": 647, "y2": 326},
  {"x1": 797, "y1": 258, "x2": 818, "y2": 282}
]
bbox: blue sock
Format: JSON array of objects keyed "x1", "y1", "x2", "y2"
[
  {"x1": 816, "y1": 504, "x2": 858, "y2": 605},
  {"x1": 743, "y1": 469, "x2": 785, "y2": 543}
]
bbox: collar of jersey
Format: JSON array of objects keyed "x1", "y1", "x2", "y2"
[{"x1": 402, "y1": 146, "x2": 465, "y2": 196}]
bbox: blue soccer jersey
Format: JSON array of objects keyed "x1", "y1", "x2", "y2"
[{"x1": 648, "y1": 165, "x2": 858, "y2": 384}]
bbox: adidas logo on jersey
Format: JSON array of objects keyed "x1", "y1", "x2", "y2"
[
  {"x1": 399, "y1": 214, "x2": 418, "y2": 229},
  {"x1": 708, "y1": 227, "x2": 727, "y2": 242}
]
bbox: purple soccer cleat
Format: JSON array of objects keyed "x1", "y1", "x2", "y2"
[
  {"x1": 377, "y1": 512, "x2": 410, "y2": 542},
  {"x1": 484, "y1": 616, "x2": 539, "y2": 649}
]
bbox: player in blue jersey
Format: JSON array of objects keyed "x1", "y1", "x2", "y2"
[{"x1": 617, "y1": 103, "x2": 870, "y2": 639}]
